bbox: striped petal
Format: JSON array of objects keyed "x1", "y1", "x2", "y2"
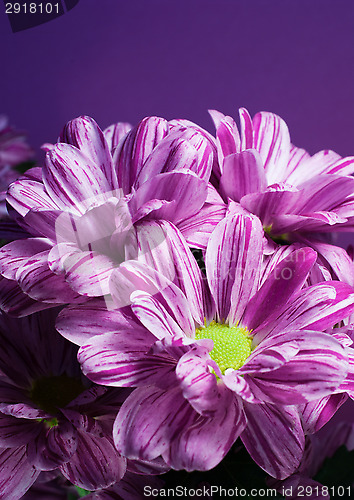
[
  {"x1": 208, "y1": 109, "x2": 240, "y2": 165},
  {"x1": 164, "y1": 387, "x2": 245, "y2": 471},
  {"x1": 220, "y1": 149, "x2": 267, "y2": 202},
  {"x1": 7, "y1": 179, "x2": 58, "y2": 218},
  {"x1": 242, "y1": 247, "x2": 317, "y2": 332},
  {"x1": 59, "y1": 116, "x2": 116, "y2": 189},
  {"x1": 133, "y1": 128, "x2": 213, "y2": 188},
  {"x1": 285, "y1": 149, "x2": 341, "y2": 185},
  {"x1": 129, "y1": 170, "x2": 208, "y2": 225},
  {"x1": 205, "y1": 213, "x2": 263, "y2": 325},
  {"x1": 15, "y1": 250, "x2": 80, "y2": 303},
  {"x1": 0, "y1": 276, "x2": 54, "y2": 317},
  {"x1": 0, "y1": 414, "x2": 40, "y2": 448},
  {"x1": 78, "y1": 330, "x2": 175, "y2": 387},
  {"x1": 252, "y1": 111, "x2": 291, "y2": 185},
  {"x1": 110, "y1": 261, "x2": 195, "y2": 336},
  {"x1": 260, "y1": 282, "x2": 354, "y2": 339},
  {"x1": 0, "y1": 238, "x2": 51, "y2": 280},
  {"x1": 240, "y1": 184, "x2": 302, "y2": 227},
  {"x1": 241, "y1": 403, "x2": 304, "y2": 479},
  {"x1": 27, "y1": 420, "x2": 77, "y2": 471},
  {"x1": 301, "y1": 393, "x2": 348, "y2": 434},
  {"x1": 55, "y1": 299, "x2": 136, "y2": 345},
  {"x1": 113, "y1": 386, "x2": 192, "y2": 462},
  {"x1": 176, "y1": 345, "x2": 226, "y2": 416},
  {"x1": 103, "y1": 122, "x2": 132, "y2": 153},
  {"x1": 249, "y1": 331, "x2": 348, "y2": 404},
  {"x1": 60, "y1": 430, "x2": 126, "y2": 491},
  {"x1": 44, "y1": 144, "x2": 113, "y2": 214},
  {"x1": 137, "y1": 221, "x2": 211, "y2": 325},
  {"x1": 239, "y1": 107, "x2": 253, "y2": 150},
  {"x1": 114, "y1": 116, "x2": 169, "y2": 194},
  {"x1": 178, "y1": 184, "x2": 227, "y2": 250},
  {"x1": 0, "y1": 446, "x2": 39, "y2": 500}
]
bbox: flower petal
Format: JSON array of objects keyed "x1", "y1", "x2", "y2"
[
  {"x1": 220, "y1": 149, "x2": 267, "y2": 202},
  {"x1": 44, "y1": 144, "x2": 113, "y2": 214},
  {"x1": 0, "y1": 413, "x2": 40, "y2": 448},
  {"x1": 59, "y1": 116, "x2": 116, "y2": 190},
  {"x1": 243, "y1": 247, "x2": 317, "y2": 332},
  {"x1": 164, "y1": 387, "x2": 245, "y2": 471},
  {"x1": 60, "y1": 431, "x2": 126, "y2": 491},
  {"x1": 0, "y1": 238, "x2": 51, "y2": 280},
  {"x1": 252, "y1": 111, "x2": 291, "y2": 185},
  {"x1": 113, "y1": 386, "x2": 191, "y2": 461},
  {"x1": 250, "y1": 331, "x2": 348, "y2": 404},
  {"x1": 208, "y1": 109, "x2": 240, "y2": 164},
  {"x1": 114, "y1": 116, "x2": 169, "y2": 194},
  {"x1": 56, "y1": 299, "x2": 136, "y2": 345},
  {"x1": 0, "y1": 446, "x2": 39, "y2": 500},
  {"x1": 103, "y1": 121, "x2": 132, "y2": 152},
  {"x1": 260, "y1": 282, "x2": 354, "y2": 338},
  {"x1": 301, "y1": 393, "x2": 348, "y2": 434},
  {"x1": 27, "y1": 419, "x2": 78, "y2": 471},
  {"x1": 78, "y1": 330, "x2": 175, "y2": 387},
  {"x1": 176, "y1": 346, "x2": 223, "y2": 416},
  {"x1": 133, "y1": 127, "x2": 213, "y2": 188},
  {"x1": 6, "y1": 179, "x2": 58, "y2": 218},
  {"x1": 129, "y1": 170, "x2": 208, "y2": 226},
  {"x1": 205, "y1": 213, "x2": 264, "y2": 324},
  {"x1": 0, "y1": 276, "x2": 54, "y2": 317},
  {"x1": 241, "y1": 403, "x2": 304, "y2": 479}
]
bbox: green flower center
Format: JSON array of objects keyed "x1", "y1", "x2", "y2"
[
  {"x1": 30, "y1": 375, "x2": 86, "y2": 415},
  {"x1": 264, "y1": 225, "x2": 290, "y2": 246},
  {"x1": 195, "y1": 321, "x2": 252, "y2": 373}
]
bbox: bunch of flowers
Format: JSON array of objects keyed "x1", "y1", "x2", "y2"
[{"x1": 0, "y1": 109, "x2": 354, "y2": 498}]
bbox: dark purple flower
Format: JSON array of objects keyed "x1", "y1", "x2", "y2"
[
  {"x1": 269, "y1": 421, "x2": 354, "y2": 499},
  {"x1": 0, "y1": 308, "x2": 130, "y2": 498},
  {"x1": 0, "y1": 115, "x2": 34, "y2": 219},
  {"x1": 23, "y1": 469, "x2": 165, "y2": 500}
]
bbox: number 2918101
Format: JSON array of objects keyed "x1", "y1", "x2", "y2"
[{"x1": 5, "y1": 3, "x2": 60, "y2": 14}]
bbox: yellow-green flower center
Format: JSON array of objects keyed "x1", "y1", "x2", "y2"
[
  {"x1": 195, "y1": 321, "x2": 252, "y2": 373},
  {"x1": 264, "y1": 225, "x2": 290, "y2": 246},
  {"x1": 30, "y1": 375, "x2": 86, "y2": 415}
]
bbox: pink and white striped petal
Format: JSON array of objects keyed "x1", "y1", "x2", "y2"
[
  {"x1": 220, "y1": 149, "x2": 267, "y2": 202},
  {"x1": 114, "y1": 116, "x2": 169, "y2": 194},
  {"x1": 252, "y1": 111, "x2": 291, "y2": 185},
  {"x1": 59, "y1": 116, "x2": 117, "y2": 190},
  {"x1": 205, "y1": 213, "x2": 263, "y2": 325},
  {"x1": 241, "y1": 403, "x2": 304, "y2": 479}
]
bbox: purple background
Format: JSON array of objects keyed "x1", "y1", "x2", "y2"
[
  {"x1": 1, "y1": 0, "x2": 354, "y2": 420},
  {"x1": 1, "y1": 0, "x2": 354, "y2": 159}
]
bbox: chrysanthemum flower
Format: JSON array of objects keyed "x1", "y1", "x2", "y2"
[
  {"x1": 72, "y1": 213, "x2": 354, "y2": 479},
  {"x1": 23, "y1": 469, "x2": 165, "y2": 500},
  {"x1": 0, "y1": 308, "x2": 145, "y2": 498},
  {"x1": 205, "y1": 108, "x2": 354, "y2": 284},
  {"x1": 269, "y1": 421, "x2": 354, "y2": 499},
  {"x1": 0, "y1": 115, "x2": 33, "y2": 170},
  {"x1": 0, "y1": 115, "x2": 221, "y2": 316},
  {"x1": 0, "y1": 115, "x2": 34, "y2": 219}
]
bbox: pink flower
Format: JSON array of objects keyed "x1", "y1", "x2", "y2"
[{"x1": 64, "y1": 214, "x2": 354, "y2": 479}]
